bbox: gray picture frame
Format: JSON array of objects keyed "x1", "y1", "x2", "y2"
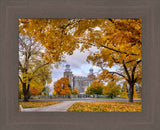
[{"x1": 0, "y1": 0, "x2": 160, "y2": 130}]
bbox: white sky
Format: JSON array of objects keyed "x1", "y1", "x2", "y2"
[
  {"x1": 51, "y1": 46, "x2": 100, "y2": 84},
  {"x1": 48, "y1": 46, "x2": 119, "y2": 93}
]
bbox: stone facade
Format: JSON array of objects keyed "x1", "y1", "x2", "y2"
[{"x1": 63, "y1": 64, "x2": 95, "y2": 94}]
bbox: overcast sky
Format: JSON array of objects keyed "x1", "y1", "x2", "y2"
[
  {"x1": 48, "y1": 46, "x2": 119, "y2": 93},
  {"x1": 51, "y1": 46, "x2": 100, "y2": 83}
]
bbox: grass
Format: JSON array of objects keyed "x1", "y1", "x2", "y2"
[
  {"x1": 19, "y1": 101, "x2": 63, "y2": 108},
  {"x1": 67, "y1": 101, "x2": 142, "y2": 112}
]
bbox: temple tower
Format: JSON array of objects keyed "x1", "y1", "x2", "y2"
[
  {"x1": 88, "y1": 68, "x2": 95, "y2": 86},
  {"x1": 64, "y1": 64, "x2": 74, "y2": 89}
]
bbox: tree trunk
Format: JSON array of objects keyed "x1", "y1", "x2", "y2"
[
  {"x1": 24, "y1": 94, "x2": 29, "y2": 102},
  {"x1": 19, "y1": 95, "x2": 21, "y2": 99},
  {"x1": 129, "y1": 84, "x2": 134, "y2": 103},
  {"x1": 110, "y1": 94, "x2": 113, "y2": 99},
  {"x1": 22, "y1": 83, "x2": 29, "y2": 102}
]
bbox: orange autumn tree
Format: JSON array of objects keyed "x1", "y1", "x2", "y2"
[
  {"x1": 52, "y1": 91, "x2": 57, "y2": 96},
  {"x1": 30, "y1": 88, "x2": 38, "y2": 96},
  {"x1": 54, "y1": 77, "x2": 71, "y2": 95},
  {"x1": 29, "y1": 81, "x2": 44, "y2": 96}
]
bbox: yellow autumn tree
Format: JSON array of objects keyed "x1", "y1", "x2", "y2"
[
  {"x1": 120, "y1": 83, "x2": 128, "y2": 99},
  {"x1": 137, "y1": 86, "x2": 142, "y2": 98},
  {"x1": 18, "y1": 80, "x2": 23, "y2": 99},
  {"x1": 52, "y1": 91, "x2": 57, "y2": 96},
  {"x1": 19, "y1": 34, "x2": 52, "y2": 101},
  {"x1": 84, "y1": 19, "x2": 142, "y2": 102},
  {"x1": 19, "y1": 19, "x2": 107, "y2": 63},
  {"x1": 103, "y1": 81, "x2": 121, "y2": 99},
  {"x1": 29, "y1": 80, "x2": 44, "y2": 96},
  {"x1": 19, "y1": 19, "x2": 81, "y2": 63},
  {"x1": 41, "y1": 93, "x2": 45, "y2": 96},
  {"x1": 54, "y1": 77, "x2": 71, "y2": 95},
  {"x1": 85, "y1": 80, "x2": 104, "y2": 95},
  {"x1": 72, "y1": 88, "x2": 80, "y2": 95}
]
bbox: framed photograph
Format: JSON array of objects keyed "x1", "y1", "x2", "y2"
[
  {"x1": 0, "y1": 0, "x2": 160, "y2": 130},
  {"x1": 18, "y1": 18, "x2": 142, "y2": 112}
]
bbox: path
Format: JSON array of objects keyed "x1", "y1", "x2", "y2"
[
  {"x1": 21, "y1": 99, "x2": 141, "y2": 112},
  {"x1": 21, "y1": 101, "x2": 78, "y2": 112},
  {"x1": 20, "y1": 98, "x2": 141, "y2": 102}
]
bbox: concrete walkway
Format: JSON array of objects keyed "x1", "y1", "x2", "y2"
[{"x1": 21, "y1": 101, "x2": 78, "y2": 112}]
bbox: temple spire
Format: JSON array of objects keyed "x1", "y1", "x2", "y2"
[
  {"x1": 65, "y1": 64, "x2": 71, "y2": 72},
  {"x1": 89, "y1": 68, "x2": 93, "y2": 75}
]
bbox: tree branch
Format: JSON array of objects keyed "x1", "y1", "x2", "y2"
[
  {"x1": 106, "y1": 71, "x2": 126, "y2": 79},
  {"x1": 123, "y1": 60, "x2": 131, "y2": 81},
  {"x1": 100, "y1": 44, "x2": 137, "y2": 56},
  {"x1": 108, "y1": 18, "x2": 114, "y2": 23},
  {"x1": 134, "y1": 77, "x2": 142, "y2": 83},
  {"x1": 18, "y1": 75, "x2": 23, "y2": 85},
  {"x1": 29, "y1": 62, "x2": 49, "y2": 81},
  {"x1": 19, "y1": 60, "x2": 23, "y2": 69},
  {"x1": 132, "y1": 60, "x2": 142, "y2": 81},
  {"x1": 125, "y1": 59, "x2": 136, "y2": 64},
  {"x1": 111, "y1": 56, "x2": 120, "y2": 63},
  {"x1": 78, "y1": 42, "x2": 137, "y2": 56}
]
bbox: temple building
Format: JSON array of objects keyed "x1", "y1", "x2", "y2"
[{"x1": 63, "y1": 64, "x2": 95, "y2": 94}]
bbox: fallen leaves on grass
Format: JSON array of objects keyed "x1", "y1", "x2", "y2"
[
  {"x1": 19, "y1": 106, "x2": 21, "y2": 112},
  {"x1": 67, "y1": 101, "x2": 142, "y2": 112},
  {"x1": 19, "y1": 101, "x2": 62, "y2": 108}
]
